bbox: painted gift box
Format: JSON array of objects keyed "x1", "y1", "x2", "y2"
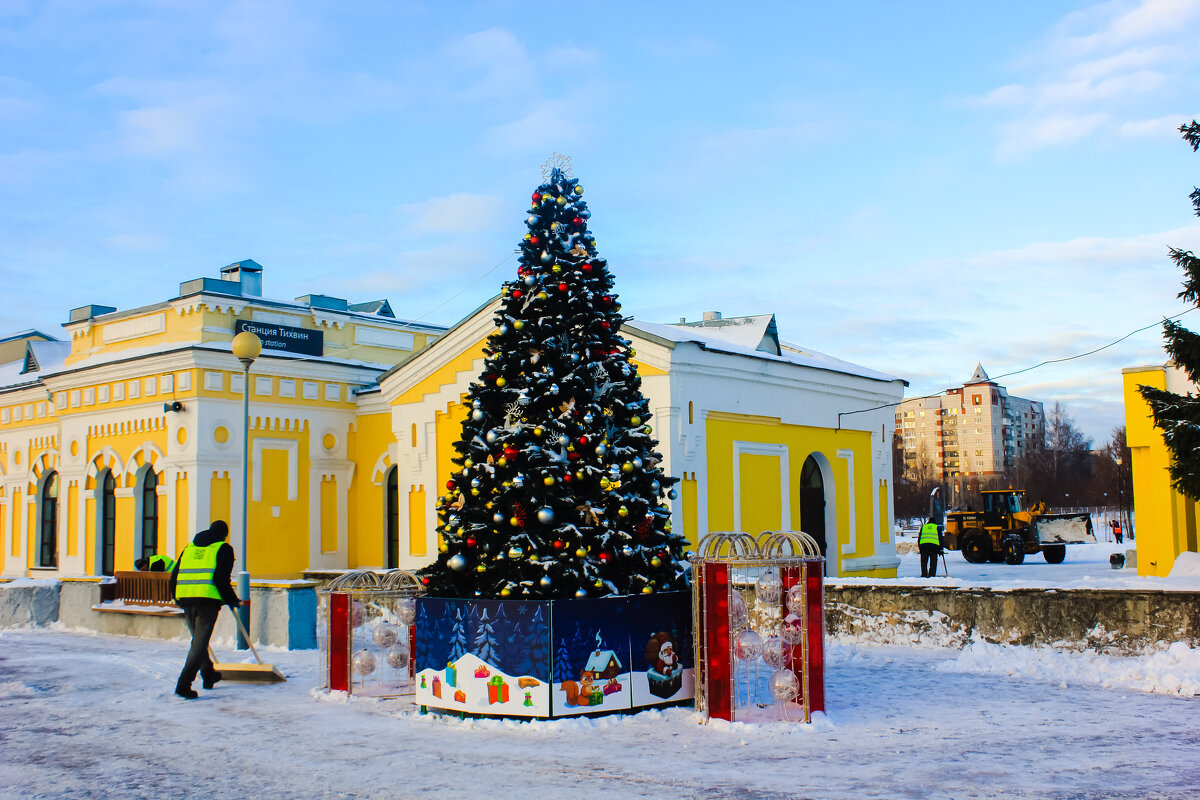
[
  {"x1": 488, "y1": 675, "x2": 510, "y2": 705},
  {"x1": 414, "y1": 591, "x2": 693, "y2": 719}
]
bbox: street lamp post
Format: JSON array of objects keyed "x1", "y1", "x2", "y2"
[
  {"x1": 231, "y1": 331, "x2": 262, "y2": 650},
  {"x1": 1115, "y1": 454, "x2": 1125, "y2": 540}
]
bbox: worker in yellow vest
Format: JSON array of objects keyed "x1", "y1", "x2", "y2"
[
  {"x1": 168, "y1": 520, "x2": 241, "y2": 699},
  {"x1": 918, "y1": 517, "x2": 942, "y2": 578},
  {"x1": 135, "y1": 554, "x2": 175, "y2": 572}
]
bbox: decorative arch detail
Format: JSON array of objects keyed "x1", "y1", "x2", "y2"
[
  {"x1": 371, "y1": 451, "x2": 395, "y2": 486},
  {"x1": 123, "y1": 442, "x2": 165, "y2": 480},
  {"x1": 25, "y1": 450, "x2": 60, "y2": 493},
  {"x1": 85, "y1": 447, "x2": 124, "y2": 490}
]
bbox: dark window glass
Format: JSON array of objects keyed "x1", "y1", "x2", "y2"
[
  {"x1": 141, "y1": 468, "x2": 159, "y2": 560},
  {"x1": 101, "y1": 471, "x2": 116, "y2": 576},
  {"x1": 39, "y1": 472, "x2": 59, "y2": 568}
]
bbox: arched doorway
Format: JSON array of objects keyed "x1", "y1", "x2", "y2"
[
  {"x1": 385, "y1": 466, "x2": 399, "y2": 569},
  {"x1": 799, "y1": 456, "x2": 827, "y2": 568},
  {"x1": 38, "y1": 471, "x2": 59, "y2": 568}
]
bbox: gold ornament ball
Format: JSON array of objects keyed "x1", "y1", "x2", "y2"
[
  {"x1": 665, "y1": 520, "x2": 672, "y2": 531},
  {"x1": 514, "y1": 320, "x2": 525, "y2": 330},
  {"x1": 630, "y1": 416, "x2": 642, "y2": 426},
  {"x1": 593, "y1": 579, "x2": 604, "y2": 588},
  {"x1": 471, "y1": 488, "x2": 480, "y2": 496},
  {"x1": 537, "y1": 291, "x2": 548, "y2": 301},
  {"x1": 629, "y1": 348, "x2": 636, "y2": 357},
  {"x1": 575, "y1": 470, "x2": 585, "y2": 480},
  {"x1": 575, "y1": 547, "x2": 587, "y2": 558},
  {"x1": 600, "y1": 477, "x2": 610, "y2": 489},
  {"x1": 500, "y1": 587, "x2": 511, "y2": 597},
  {"x1": 464, "y1": 458, "x2": 473, "y2": 468},
  {"x1": 574, "y1": 185, "x2": 584, "y2": 195},
  {"x1": 644, "y1": 425, "x2": 652, "y2": 434},
  {"x1": 476, "y1": 564, "x2": 487, "y2": 573},
  {"x1": 622, "y1": 462, "x2": 634, "y2": 473},
  {"x1": 543, "y1": 476, "x2": 555, "y2": 486},
  {"x1": 510, "y1": 517, "x2": 520, "y2": 526},
  {"x1": 557, "y1": 196, "x2": 568, "y2": 205},
  {"x1": 618, "y1": 506, "x2": 629, "y2": 517},
  {"x1": 552, "y1": 264, "x2": 561, "y2": 273},
  {"x1": 439, "y1": 540, "x2": 449, "y2": 553},
  {"x1": 496, "y1": 377, "x2": 507, "y2": 387},
  {"x1": 533, "y1": 426, "x2": 544, "y2": 436},
  {"x1": 641, "y1": 586, "x2": 653, "y2": 594},
  {"x1": 498, "y1": 458, "x2": 508, "y2": 468},
  {"x1": 651, "y1": 556, "x2": 661, "y2": 568}
]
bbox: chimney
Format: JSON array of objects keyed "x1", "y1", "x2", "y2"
[
  {"x1": 702, "y1": 311, "x2": 722, "y2": 321},
  {"x1": 220, "y1": 259, "x2": 263, "y2": 297}
]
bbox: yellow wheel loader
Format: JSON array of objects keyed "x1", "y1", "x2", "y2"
[{"x1": 931, "y1": 488, "x2": 1095, "y2": 565}]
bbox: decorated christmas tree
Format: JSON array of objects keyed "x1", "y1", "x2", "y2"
[{"x1": 421, "y1": 156, "x2": 690, "y2": 600}]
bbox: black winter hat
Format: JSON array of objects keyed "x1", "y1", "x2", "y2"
[{"x1": 209, "y1": 520, "x2": 229, "y2": 539}]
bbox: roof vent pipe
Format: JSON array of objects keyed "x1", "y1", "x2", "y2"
[{"x1": 702, "y1": 311, "x2": 722, "y2": 321}]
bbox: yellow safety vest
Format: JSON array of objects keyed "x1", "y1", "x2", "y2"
[
  {"x1": 175, "y1": 543, "x2": 224, "y2": 601},
  {"x1": 149, "y1": 554, "x2": 174, "y2": 572},
  {"x1": 919, "y1": 523, "x2": 940, "y2": 546}
]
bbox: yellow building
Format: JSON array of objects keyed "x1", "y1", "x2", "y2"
[
  {"x1": 0, "y1": 260, "x2": 445, "y2": 579},
  {"x1": 377, "y1": 304, "x2": 907, "y2": 578},
  {"x1": 1122, "y1": 363, "x2": 1200, "y2": 576},
  {"x1": 3, "y1": 268, "x2": 906, "y2": 582}
]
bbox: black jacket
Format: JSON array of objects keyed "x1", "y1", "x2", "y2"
[{"x1": 169, "y1": 527, "x2": 240, "y2": 608}]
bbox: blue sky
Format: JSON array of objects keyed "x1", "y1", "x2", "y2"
[{"x1": 3, "y1": 0, "x2": 1199, "y2": 444}]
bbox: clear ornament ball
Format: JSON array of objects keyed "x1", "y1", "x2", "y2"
[
  {"x1": 394, "y1": 598, "x2": 416, "y2": 625},
  {"x1": 729, "y1": 591, "x2": 749, "y2": 630},
  {"x1": 761, "y1": 636, "x2": 788, "y2": 669},
  {"x1": 540, "y1": 576, "x2": 552, "y2": 588},
  {"x1": 769, "y1": 669, "x2": 800, "y2": 702},
  {"x1": 734, "y1": 629, "x2": 763, "y2": 661},
  {"x1": 575, "y1": 588, "x2": 588, "y2": 598},
  {"x1": 351, "y1": 601, "x2": 365, "y2": 628},
  {"x1": 786, "y1": 584, "x2": 806, "y2": 614},
  {"x1": 448, "y1": 554, "x2": 467, "y2": 572},
  {"x1": 668, "y1": 489, "x2": 678, "y2": 500},
  {"x1": 471, "y1": 409, "x2": 484, "y2": 421},
  {"x1": 386, "y1": 643, "x2": 409, "y2": 669},
  {"x1": 756, "y1": 571, "x2": 783, "y2": 606},
  {"x1": 537, "y1": 507, "x2": 555, "y2": 524},
  {"x1": 372, "y1": 625, "x2": 397, "y2": 648},
  {"x1": 486, "y1": 430, "x2": 499, "y2": 444},
  {"x1": 352, "y1": 649, "x2": 377, "y2": 676},
  {"x1": 780, "y1": 614, "x2": 804, "y2": 644}
]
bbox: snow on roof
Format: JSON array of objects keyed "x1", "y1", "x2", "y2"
[
  {"x1": 0, "y1": 340, "x2": 71, "y2": 390},
  {"x1": 626, "y1": 318, "x2": 903, "y2": 384},
  {"x1": 584, "y1": 649, "x2": 622, "y2": 673}
]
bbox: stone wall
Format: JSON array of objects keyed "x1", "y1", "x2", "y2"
[
  {"x1": 1, "y1": 578, "x2": 319, "y2": 649},
  {"x1": 825, "y1": 585, "x2": 1200, "y2": 653}
]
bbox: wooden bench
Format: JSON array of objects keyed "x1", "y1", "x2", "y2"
[{"x1": 95, "y1": 571, "x2": 183, "y2": 616}]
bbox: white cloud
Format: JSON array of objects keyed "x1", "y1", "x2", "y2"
[
  {"x1": 481, "y1": 100, "x2": 588, "y2": 154},
  {"x1": 398, "y1": 193, "x2": 506, "y2": 235},
  {"x1": 972, "y1": 0, "x2": 1200, "y2": 157},
  {"x1": 446, "y1": 28, "x2": 535, "y2": 102},
  {"x1": 1118, "y1": 112, "x2": 1200, "y2": 136}
]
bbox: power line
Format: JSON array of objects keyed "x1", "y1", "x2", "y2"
[
  {"x1": 405, "y1": 252, "x2": 515, "y2": 327},
  {"x1": 837, "y1": 306, "x2": 1197, "y2": 427}
]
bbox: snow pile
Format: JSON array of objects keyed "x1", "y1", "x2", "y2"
[
  {"x1": 1169, "y1": 551, "x2": 1200, "y2": 576},
  {"x1": 937, "y1": 639, "x2": 1200, "y2": 696}
]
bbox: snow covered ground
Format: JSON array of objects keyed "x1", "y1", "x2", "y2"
[{"x1": 2, "y1": 542, "x2": 1197, "y2": 799}]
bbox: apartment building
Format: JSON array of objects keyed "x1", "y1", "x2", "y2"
[{"x1": 895, "y1": 364, "x2": 1045, "y2": 480}]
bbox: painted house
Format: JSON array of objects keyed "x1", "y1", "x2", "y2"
[
  {"x1": 0, "y1": 260, "x2": 445, "y2": 580},
  {"x1": 2, "y1": 272, "x2": 906, "y2": 583},
  {"x1": 375, "y1": 300, "x2": 907, "y2": 578},
  {"x1": 582, "y1": 649, "x2": 623, "y2": 680}
]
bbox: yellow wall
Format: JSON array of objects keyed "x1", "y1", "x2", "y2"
[
  {"x1": 408, "y1": 486, "x2": 427, "y2": 556},
  {"x1": 706, "y1": 412, "x2": 884, "y2": 577},
  {"x1": 66, "y1": 481, "x2": 79, "y2": 557},
  {"x1": 175, "y1": 473, "x2": 190, "y2": 552},
  {"x1": 739, "y1": 453, "x2": 783, "y2": 536},
  {"x1": 1123, "y1": 367, "x2": 1200, "y2": 576},
  {"x1": 347, "y1": 412, "x2": 392, "y2": 568},
  {"x1": 251, "y1": 430, "x2": 310, "y2": 578},
  {"x1": 210, "y1": 472, "x2": 231, "y2": 532}
]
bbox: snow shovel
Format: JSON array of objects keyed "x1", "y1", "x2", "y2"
[
  {"x1": 206, "y1": 606, "x2": 286, "y2": 683},
  {"x1": 939, "y1": 549, "x2": 951, "y2": 578}
]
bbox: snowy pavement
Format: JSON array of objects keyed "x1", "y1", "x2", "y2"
[{"x1": 2, "y1": 624, "x2": 1198, "y2": 800}]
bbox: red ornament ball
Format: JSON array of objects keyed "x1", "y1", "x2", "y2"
[
  {"x1": 579, "y1": 435, "x2": 589, "y2": 446},
  {"x1": 582, "y1": 263, "x2": 592, "y2": 272},
  {"x1": 530, "y1": 235, "x2": 541, "y2": 246},
  {"x1": 599, "y1": 552, "x2": 611, "y2": 563},
  {"x1": 553, "y1": 539, "x2": 565, "y2": 550},
  {"x1": 573, "y1": 216, "x2": 584, "y2": 226},
  {"x1": 445, "y1": 479, "x2": 455, "y2": 490},
  {"x1": 532, "y1": 192, "x2": 541, "y2": 203},
  {"x1": 512, "y1": 289, "x2": 523, "y2": 299},
  {"x1": 504, "y1": 446, "x2": 519, "y2": 459},
  {"x1": 601, "y1": 321, "x2": 610, "y2": 330},
  {"x1": 466, "y1": 537, "x2": 476, "y2": 547},
  {"x1": 558, "y1": 282, "x2": 568, "y2": 292}
]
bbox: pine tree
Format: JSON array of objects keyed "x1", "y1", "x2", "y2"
[
  {"x1": 420, "y1": 160, "x2": 690, "y2": 599},
  {"x1": 1139, "y1": 121, "x2": 1200, "y2": 499}
]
